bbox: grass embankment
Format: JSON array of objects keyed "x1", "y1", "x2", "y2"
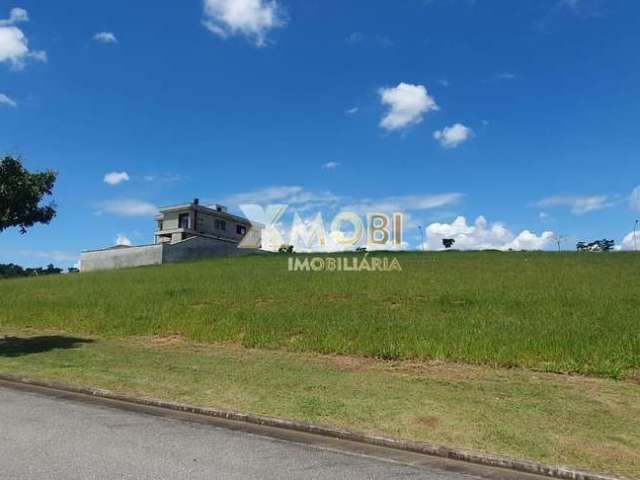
[
  {"x1": 0, "y1": 331, "x2": 638, "y2": 479},
  {"x1": 1, "y1": 252, "x2": 639, "y2": 378},
  {"x1": 1, "y1": 253, "x2": 639, "y2": 477}
]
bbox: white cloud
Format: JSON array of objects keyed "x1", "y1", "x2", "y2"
[
  {"x1": 115, "y1": 234, "x2": 132, "y2": 246},
  {"x1": 285, "y1": 212, "x2": 410, "y2": 253},
  {"x1": 12, "y1": 249, "x2": 78, "y2": 263},
  {"x1": 0, "y1": 93, "x2": 17, "y2": 107},
  {"x1": 0, "y1": 8, "x2": 46, "y2": 70},
  {"x1": 0, "y1": 8, "x2": 28, "y2": 26},
  {"x1": 222, "y1": 186, "x2": 462, "y2": 216},
  {"x1": 630, "y1": 186, "x2": 640, "y2": 212},
  {"x1": 433, "y1": 123, "x2": 473, "y2": 148},
  {"x1": 227, "y1": 186, "x2": 466, "y2": 252},
  {"x1": 547, "y1": 0, "x2": 603, "y2": 20},
  {"x1": 104, "y1": 171, "x2": 130, "y2": 186},
  {"x1": 322, "y1": 162, "x2": 340, "y2": 169},
  {"x1": 379, "y1": 82, "x2": 438, "y2": 131},
  {"x1": 343, "y1": 193, "x2": 464, "y2": 215},
  {"x1": 345, "y1": 32, "x2": 364, "y2": 44},
  {"x1": 505, "y1": 230, "x2": 556, "y2": 251},
  {"x1": 345, "y1": 32, "x2": 392, "y2": 48},
  {"x1": 621, "y1": 230, "x2": 639, "y2": 251},
  {"x1": 561, "y1": 0, "x2": 581, "y2": 7},
  {"x1": 98, "y1": 199, "x2": 158, "y2": 217},
  {"x1": 422, "y1": 215, "x2": 554, "y2": 251},
  {"x1": 345, "y1": 106, "x2": 359, "y2": 115},
  {"x1": 536, "y1": 195, "x2": 614, "y2": 215},
  {"x1": 224, "y1": 186, "x2": 307, "y2": 204},
  {"x1": 28, "y1": 50, "x2": 46, "y2": 62},
  {"x1": 202, "y1": 0, "x2": 285, "y2": 47},
  {"x1": 495, "y1": 72, "x2": 518, "y2": 80},
  {"x1": 374, "y1": 35, "x2": 393, "y2": 48},
  {"x1": 94, "y1": 32, "x2": 118, "y2": 44},
  {"x1": 222, "y1": 185, "x2": 340, "y2": 214},
  {"x1": 0, "y1": 26, "x2": 28, "y2": 67},
  {"x1": 142, "y1": 174, "x2": 184, "y2": 184}
]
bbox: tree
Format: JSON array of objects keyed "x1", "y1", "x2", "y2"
[
  {"x1": 278, "y1": 244, "x2": 294, "y2": 253},
  {"x1": 0, "y1": 263, "x2": 26, "y2": 279},
  {"x1": 598, "y1": 239, "x2": 615, "y2": 252},
  {"x1": 0, "y1": 156, "x2": 57, "y2": 233},
  {"x1": 0, "y1": 262, "x2": 63, "y2": 279},
  {"x1": 442, "y1": 238, "x2": 455, "y2": 249},
  {"x1": 576, "y1": 239, "x2": 615, "y2": 252}
]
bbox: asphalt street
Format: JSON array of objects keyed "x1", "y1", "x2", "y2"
[{"x1": 0, "y1": 386, "x2": 510, "y2": 480}]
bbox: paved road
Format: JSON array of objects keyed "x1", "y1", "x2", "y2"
[{"x1": 0, "y1": 386, "x2": 497, "y2": 480}]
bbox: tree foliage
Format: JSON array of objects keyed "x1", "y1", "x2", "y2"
[
  {"x1": 278, "y1": 244, "x2": 294, "y2": 253},
  {"x1": 442, "y1": 238, "x2": 456, "y2": 249},
  {"x1": 0, "y1": 263, "x2": 63, "y2": 279},
  {"x1": 576, "y1": 239, "x2": 615, "y2": 252},
  {"x1": 0, "y1": 156, "x2": 57, "y2": 234}
]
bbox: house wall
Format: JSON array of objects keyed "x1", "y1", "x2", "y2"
[
  {"x1": 161, "y1": 211, "x2": 186, "y2": 230},
  {"x1": 196, "y1": 211, "x2": 247, "y2": 241},
  {"x1": 156, "y1": 206, "x2": 251, "y2": 244},
  {"x1": 80, "y1": 244, "x2": 163, "y2": 272}
]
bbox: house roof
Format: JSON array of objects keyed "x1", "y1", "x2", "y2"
[{"x1": 156, "y1": 203, "x2": 252, "y2": 225}]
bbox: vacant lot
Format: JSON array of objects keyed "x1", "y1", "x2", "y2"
[{"x1": 1, "y1": 252, "x2": 638, "y2": 378}]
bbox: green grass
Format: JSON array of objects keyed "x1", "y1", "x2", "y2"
[
  {"x1": 0, "y1": 331, "x2": 638, "y2": 479},
  {"x1": 1, "y1": 251, "x2": 639, "y2": 378}
]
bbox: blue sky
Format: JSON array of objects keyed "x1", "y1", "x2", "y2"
[{"x1": 1, "y1": 0, "x2": 639, "y2": 266}]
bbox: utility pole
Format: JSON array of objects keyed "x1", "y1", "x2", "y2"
[
  {"x1": 417, "y1": 225, "x2": 425, "y2": 251},
  {"x1": 554, "y1": 234, "x2": 567, "y2": 252},
  {"x1": 634, "y1": 219, "x2": 639, "y2": 251}
]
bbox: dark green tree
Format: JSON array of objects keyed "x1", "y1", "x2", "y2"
[
  {"x1": 0, "y1": 156, "x2": 57, "y2": 233},
  {"x1": 442, "y1": 238, "x2": 455, "y2": 249},
  {"x1": 0, "y1": 262, "x2": 63, "y2": 279}
]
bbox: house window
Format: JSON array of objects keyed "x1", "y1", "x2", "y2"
[
  {"x1": 215, "y1": 219, "x2": 226, "y2": 231},
  {"x1": 178, "y1": 213, "x2": 190, "y2": 229},
  {"x1": 237, "y1": 225, "x2": 247, "y2": 235}
]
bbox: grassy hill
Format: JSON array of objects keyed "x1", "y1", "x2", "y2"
[
  {"x1": 2, "y1": 251, "x2": 640, "y2": 477},
  {"x1": 1, "y1": 251, "x2": 639, "y2": 378}
]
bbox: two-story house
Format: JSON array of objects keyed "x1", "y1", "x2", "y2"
[
  {"x1": 79, "y1": 199, "x2": 260, "y2": 272},
  {"x1": 154, "y1": 199, "x2": 252, "y2": 245}
]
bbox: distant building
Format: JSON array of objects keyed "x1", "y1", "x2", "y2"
[
  {"x1": 80, "y1": 199, "x2": 261, "y2": 272},
  {"x1": 154, "y1": 199, "x2": 251, "y2": 245}
]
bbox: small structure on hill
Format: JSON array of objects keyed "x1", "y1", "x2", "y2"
[{"x1": 80, "y1": 199, "x2": 261, "y2": 272}]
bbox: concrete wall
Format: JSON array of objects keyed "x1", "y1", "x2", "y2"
[
  {"x1": 80, "y1": 236, "x2": 262, "y2": 273},
  {"x1": 80, "y1": 245, "x2": 163, "y2": 272},
  {"x1": 162, "y1": 236, "x2": 258, "y2": 263}
]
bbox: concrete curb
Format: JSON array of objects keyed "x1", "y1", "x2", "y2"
[{"x1": 0, "y1": 373, "x2": 620, "y2": 480}]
